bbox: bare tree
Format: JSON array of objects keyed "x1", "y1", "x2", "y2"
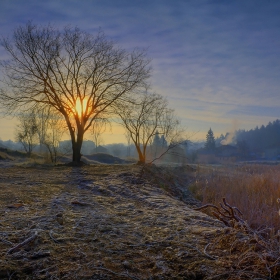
[
  {"x1": 15, "y1": 110, "x2": 38, "y2": 157},
  {"x1": 42, "y1": 115, "x2": 65, "y2": 163},
  {"x1": 35, "y1": 106, "x2": 53, "y2": 153},
  {"x1": 115, "y1": 92, "x2": 182, "y2": 164},
  {"x1": 0, "y1": 22, "x2": 150, "y2": 163},
  {"x1": 91, "y1": 118, "x2": 108, "y2": 153},
  {"x1": 125, "y1": 130, "x2": 132, "y2": 158},
  {"x1": 35, "y1": 107, "x2": 65, "y2": 163}
]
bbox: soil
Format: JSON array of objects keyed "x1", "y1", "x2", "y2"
[{"x1": 0, "y1": 164, "x2": 278, "y2": 279}]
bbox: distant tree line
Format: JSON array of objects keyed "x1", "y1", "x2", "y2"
[
  {"x1": 236, "y1": 119, "x2": 280, "y2": 156},
  {"x1": 200, "y1": 120, "x2": 280, "y2": 160}
]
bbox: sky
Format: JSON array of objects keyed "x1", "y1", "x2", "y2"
[{"x1": 0, "y1": 0, "x2": 280, "y2": 144}]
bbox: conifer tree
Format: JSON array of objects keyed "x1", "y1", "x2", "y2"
[{"x1": 205, "y1": 128, "x2": 216, "y2": 151}]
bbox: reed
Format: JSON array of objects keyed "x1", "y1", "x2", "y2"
[{"x1": 191, "y1": 164, "x2": 280, "y2": 230}]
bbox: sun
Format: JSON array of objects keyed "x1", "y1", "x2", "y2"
[{"x1": 75, "y1": 98, "x2": 87, "y2": 117}]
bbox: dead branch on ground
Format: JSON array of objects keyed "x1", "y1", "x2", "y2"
[
  {"x1": 194, "y1": 197, "x2": 247, "y2": 228},
  {"x1": 7, "y1": 231, "x2": 38, "y2": 254},
  {"x1": 195, "y1": 198, "x2": 280, "y2": 278}
]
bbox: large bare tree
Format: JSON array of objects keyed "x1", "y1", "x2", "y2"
[
  {"x1": 0, "y1": 22, "x2": 150, "y2": 163},
  {"x1": 115, "y1": 92, "x2": 182, "y2": 164}
]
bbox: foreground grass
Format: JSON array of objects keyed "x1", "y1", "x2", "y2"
[
  {"x1": 189, "y1": 163, "x2": 280, "y2": 231},
  {"x1": 1, "y1": 163, "x2": 280, "y2": 279},
  {"x1": 0, "y1": 164, "x2": 232, "y2": 279}
]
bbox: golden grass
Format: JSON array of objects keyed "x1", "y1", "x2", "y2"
[{"x1": 190, "y1": 164, "x2": 280, "y2": 231}]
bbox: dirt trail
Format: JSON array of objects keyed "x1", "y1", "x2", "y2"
[{"x1": 0, "y1": 165, "x2": 274, "y2": 279}]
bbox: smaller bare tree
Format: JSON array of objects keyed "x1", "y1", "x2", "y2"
[
  {"x1": 115, "y1": 92, "x2": 183, "y2": 164},
  {"x1": 15, "y1": 110, "x2": 38, "y2": 157},
  {"x1": 36, "y1": 106, "x2": 51, "y2": 153},
  {"x1": 42, "y1": 115, "x2": 65, "y2": 163},
  {"x1": 91, "y1": 118, "x2": 109, "y2": 153},
  {"x1": 32, "y1": 107, "x2": 65, "y2": 163}
]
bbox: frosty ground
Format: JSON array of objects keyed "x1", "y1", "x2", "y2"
[{"x1": 0, "y1": 163, "x2": 278, "y2": 279}]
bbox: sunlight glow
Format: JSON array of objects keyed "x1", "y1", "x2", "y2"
[{"x1": 75, "y1": 98, "x2": 87, "y2": 117}]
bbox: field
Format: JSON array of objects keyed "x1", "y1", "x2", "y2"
[{"x1": 0, "y1": 160, "x2": 279, "y2": 279}]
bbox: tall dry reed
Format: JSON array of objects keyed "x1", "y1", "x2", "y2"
[{"x1": 191, "y1": 164, "x2": 280, "y2": 230}]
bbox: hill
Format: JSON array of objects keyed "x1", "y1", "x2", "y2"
[
  {"x1": 83, "y1": 153, "x2": 135, "y2": 164},
  {"x1": 0, "y1": 147, "x2": 28, "y2": 159}
]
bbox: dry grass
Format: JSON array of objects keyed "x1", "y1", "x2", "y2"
[
  {"x1": 1, "y1": 163, "x2": 280, "y2": 279},
  {"x1": 189, "y1": 163, "x2": 280, "y2": 279},
  {"x1": 0, "y1": 164, "x2": 233, "y2": 280},
  {"x1": 190, "y1": 164, "x2": 280, "y2": 231}
]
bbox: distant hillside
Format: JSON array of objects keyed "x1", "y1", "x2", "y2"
[
  {"x1": 84, "y1": 153, "x2": 135, "y2": 164},
  {"x1": 0, "y1": 142, "x2": 6, "y2": 148},
  {"x1": 0, "y1": 147, "x2": 28, "y2": 159}
]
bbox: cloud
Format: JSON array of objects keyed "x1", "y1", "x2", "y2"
[{"x1": 0, "y1": 0, "x2": 280, "y2": 141}]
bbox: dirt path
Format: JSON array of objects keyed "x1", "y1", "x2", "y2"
[{"x1": 0, "y1": 165, "x2": 274, "y2": 279}]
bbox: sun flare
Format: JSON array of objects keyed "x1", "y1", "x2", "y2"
[{"x1": 75, "y1": 98, "x2": 87, "y2": 117}]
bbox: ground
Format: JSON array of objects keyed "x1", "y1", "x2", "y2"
[{"x1": 0, "y1": 163, "x2": 278, "y2": 279}]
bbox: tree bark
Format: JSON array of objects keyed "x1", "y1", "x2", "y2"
[
  {"x1": 136, "y1": 145, "x2": 146, "y2": 164},
  {"x1": 72, "y1": 135, "x2": 83, "y2": 163},
  {"x1": 72, "y1": 141, "x2": 82, "y2": 163}
]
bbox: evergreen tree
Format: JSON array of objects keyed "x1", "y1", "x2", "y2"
[
  {"x1": 205, "y1": 128, "x2": 216, "y2": 151},
  {"x1": 152, "y1": 131, "x2": 161, "y2": 147},
  {"x1": 160, "y1": 135, "x2": 168, "y2": 148}
]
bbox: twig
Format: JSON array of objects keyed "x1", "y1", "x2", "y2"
[
  {"x1": 185, "y1": 243, "x2": 216, "y2": 260},
  {"x1": 0, "y1": 238, "x2": 14, "y2": 245},
  {"x1": 194, "y1": 204, "x2": 220, "y2": 212},
  {"x1": 71, "y1": 200, "x2": 90, "y2": 206},
  {"x1": 204, "y1": 243, "x2": 216, "y2": 260},
  {"x1": 194, "y1": 198, "x2": 245, "y2": 227},
  {"x1": 30, "y1": 250, "x2": 51, "y2": 259},
  {"x1": 49, "y1": 230, "x2": 60, "y2": 243},
  {"x1": 7, "y1": 231, "x2": 38, "y2": 254}
]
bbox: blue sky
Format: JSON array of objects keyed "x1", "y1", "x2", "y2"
[{"x1": 0, "y1": 0, "x2": 280, "y2": 143}]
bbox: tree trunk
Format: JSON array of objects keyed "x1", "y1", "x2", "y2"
[
  {"x1": 71, "y1": 127, "x2": 84, "y2": 163},
  {"x1": 72, "y1": 139, "x2": 82, "y2": 163},
  {"x1": 136, "y1": 145, "x2": 146, "y2": 165},
  {"x1": 65, "y1": 114, "x2": 85, "y2": 164}
]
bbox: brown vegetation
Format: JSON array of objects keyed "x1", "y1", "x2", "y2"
[
  {"x1": 190, "y1": 164, "x2": 280, "y2": 230},
  {"x1": 190, "y1": 163, "x2": 280, "y2": 279}
]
